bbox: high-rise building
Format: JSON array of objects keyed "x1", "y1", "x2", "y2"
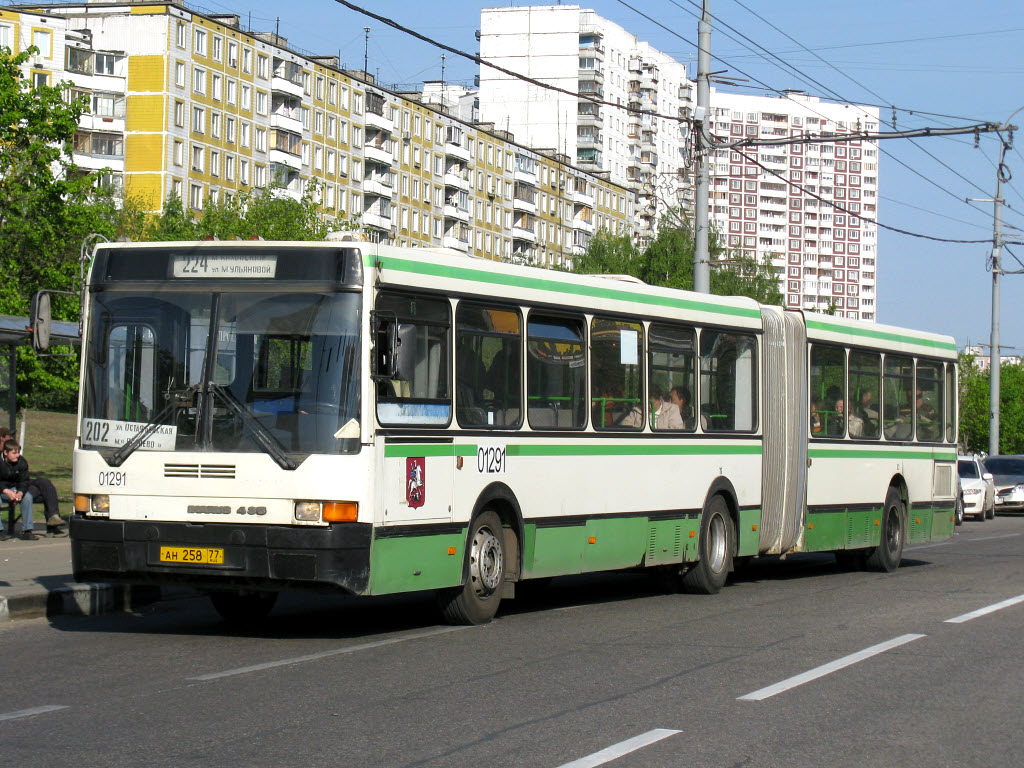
[
  {"x1": 1, "y1": 2, "x2": 631, "y2": 267},
  {"x1": 478, "y1": 4, "x2": 881, "y2": 320},
  {"x1": 478, "y1": 4, "x2": 695, "y2": 240},
  {"x1": 705, "y1": 91, "x2": 880, "y2": 320}
]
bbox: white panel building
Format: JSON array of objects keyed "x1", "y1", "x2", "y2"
[
  {"x1": 478, "y1": 5, "x2": 882, "y2": 321},
  {"x1": 479, "y1": 4, "x2": 694, "y2": 240},
  {"x1": 706, "y1": 91, "x2": 880, "y2": 320}
]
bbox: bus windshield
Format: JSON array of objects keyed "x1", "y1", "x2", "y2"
[{"x1": 81, "y1": 290, "x2": 362, "y2": 459}]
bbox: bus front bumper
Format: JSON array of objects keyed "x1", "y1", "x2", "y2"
[{"x1": 70, "y1": 516, "x2": 372, "y2": 595}]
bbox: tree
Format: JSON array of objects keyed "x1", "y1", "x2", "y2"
[
  {"x1": 572, "y1": 210, "x2": 783, "y2": 305},
  {"x1": 959, "y1": 355, "x2": 1024, "y2": 455}
]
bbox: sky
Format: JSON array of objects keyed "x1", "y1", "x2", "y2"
[{"x1": 192, "y1": 0, "x2": 1023, "y2": 351}]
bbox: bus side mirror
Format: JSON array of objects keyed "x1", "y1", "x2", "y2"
[
  {"x1": 370, "y1": 311, "x2": 399, "y2": 381},
  {"x1": 31, "y1": 291, "x2": 52, "y2": 352}
]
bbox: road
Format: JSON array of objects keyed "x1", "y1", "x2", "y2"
[{"x1": 2, "y1": 517, "x2": 1023, "y2": 768}]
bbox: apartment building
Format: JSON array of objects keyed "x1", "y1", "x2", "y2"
[
  {"x1": 478, "y1": 4, "x2": 694, "y2": 241},
  {"x1": 1, "y1": 2, "x2": 630, "y2": 267},
  {"x1": 706, "y1": 91, "x2": 880, "y2": 321},
  {"x1": 477, "y1": 4, "x2": 882, "y2": 320}
]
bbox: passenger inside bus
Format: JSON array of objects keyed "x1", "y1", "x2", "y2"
[{"x1": 669, "y1": 386, "x2": 694, "y2": 430}]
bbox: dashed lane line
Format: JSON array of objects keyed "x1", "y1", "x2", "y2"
[
  {"x1": 554, "y1": 729, "x2": 681, "y2": 768},
  {"x1": 945, "y1": 593, "x2": 1024, "y2": 624},
  {"x1": 737, "y1": 634, "x2": 926, "y2": 701},
  {"x1": 188, "y1": 626, "x2": 469, "y2": 681},
  {"x1": 0, "y1": 705, "x2": 69, "y2": 722}
]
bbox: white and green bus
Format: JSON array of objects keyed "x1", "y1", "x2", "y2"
[{"x1": 70, "y1": 240, "x2": 959, "y2": 624}]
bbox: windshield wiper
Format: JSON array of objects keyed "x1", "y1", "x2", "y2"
[
  {"x1": 208, "y1": 383, "x2": 298, "y2": 471},
  {"x1": 109, "y1": 385, "x2": 198, "y2": 467}
]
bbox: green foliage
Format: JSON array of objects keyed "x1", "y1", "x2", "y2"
[
  {"x1": 959, "y1": 354, "x2": 1024, "y2": 454},
  {"x1": 571, "y1": 210, "x2": 783, "y2": 305}
]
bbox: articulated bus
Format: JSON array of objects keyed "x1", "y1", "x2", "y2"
[{"x1": 70, "y1": 240, "x2": 959, "y2": 624}]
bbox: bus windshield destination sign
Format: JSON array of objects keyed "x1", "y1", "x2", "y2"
[{"x1": 172, "y1": 253, "x2": 278, "y2": 278}]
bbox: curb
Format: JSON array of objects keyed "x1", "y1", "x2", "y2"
[{"x1": 0, "y1": 583, "x2": 166, "y2": 623}]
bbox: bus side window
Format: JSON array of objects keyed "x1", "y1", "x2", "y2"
[
  {"x1": 374, "y1": 292, "x2": 452, "y2": 426},
  {"x1": 527, "y1": 312, "x2": 586, "y2": 430},
  {"x1": 809, "y1": 343, "x2": 846, "y2": 438},
  {"x1": 882, "y1": 354, "x2": 914, "y2": 441},
  {"x1": 649, "y1": 323, "x2": 695, "y2": 432},
  {"x1": 591, "y1": 316, "x2": 644, "y2": 431},
  {"x1": 699, "y1": 330, "x2": 757, "y2": 432},
  {"x1": 850, "y1": 350, "x2": 881, "y2": 439},
  {"x1": 455, "y1": 303, "x2": 522, "y2": 429}
]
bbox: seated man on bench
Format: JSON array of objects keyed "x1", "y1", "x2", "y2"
[{"x1": 0, "y1": 437, "x2": 65, "y2": 541}]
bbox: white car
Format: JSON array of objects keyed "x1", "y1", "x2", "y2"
[{"x1": 958, "y1": 455, "x2": 995, "y2": 521}]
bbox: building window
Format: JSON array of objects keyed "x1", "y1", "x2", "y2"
[
  {"x1": 189, "y1": 183, "x2": 203, "y2": 210},
  {"x1": 193, "y1": 29, "x2": 206, "y2": 56}
]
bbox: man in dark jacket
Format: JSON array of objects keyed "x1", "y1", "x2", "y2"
[{"x1": 1, "y1": 439, "x2": 64, "y2": 540}]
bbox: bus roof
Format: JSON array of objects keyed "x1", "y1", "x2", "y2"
[
  {"x1": 799, "y1": 310, "x2": 958, "y2": 359},
  {"x1": 364, "y1": 242, "x2": 764, "y2": 328}
]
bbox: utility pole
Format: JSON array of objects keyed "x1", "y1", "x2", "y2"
[
  {"x1": 693, "y1": 0, "x2": 712, "y2": 293},
  {"x1": 972, "y1": 108, "x2": 1021, "y2": 456},
  {"x1": 363, "y1": 27, "x2": 371, "y2": 79}
]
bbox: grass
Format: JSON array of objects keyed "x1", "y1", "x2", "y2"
[{"x1": 1, "y1": 409, "x2": 76, "y2": 522}]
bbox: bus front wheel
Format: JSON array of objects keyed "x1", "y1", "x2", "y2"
[
  {"x1": 681, "y1": 495, "x2": 735, "y2": 595},
  {"x1": 865, "y1": 488, "x2": 905, "y2": 572},
  {"x1": 437, "y1": 510, "x2": 506, "y2": 625}
]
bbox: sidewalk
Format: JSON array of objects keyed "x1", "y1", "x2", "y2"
[{"x1": 0, "y1": 534, "x2": 164, "y2": 622}]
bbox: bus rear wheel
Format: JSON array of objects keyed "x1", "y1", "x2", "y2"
[
  {"x1": 865, "y1": 488, "x2": 905, "y2": 573},
  {"x1": 681, "y1": 495, "x2": 735, "y2": 595},
  {"x1": 437, "y1": 510, "x2": 506, "y2": 625},
  {"x1": 209, "y1": 590, "x2": 278, "y2": 625}
]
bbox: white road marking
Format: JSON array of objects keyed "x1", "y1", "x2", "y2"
[
  {"x1": 0, "y1": 705, "x2": 69, "y2": 722},
  {"x1": 188, "y1": 626, "x2": 468, "y2": 680},
  {"x1": 555, "y1": 729, "x2": 681, "y2": 768},
  {"x1": 905, "y1": 541, "x2": 953, "y2": 551},
  {"x1": 945, "y1": 593, "x2": 1024, "y2": 624},
  {"x1": 737, "y1": 634, "x2": 926, "y2": 701},
  {"x1": 969, "y1": 533, "x2": 1021, "y2": 543}
]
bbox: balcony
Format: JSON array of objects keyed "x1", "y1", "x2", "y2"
[
  {"x1": 79, "y1": 114, "x2": 126, "y2": 133},
  {"x1": 269, "y1": 111, "x2": 302, "y2": 134},
  {"x1": 363, "y1": 174, "x2": 393, "y2": 198},
  {"x1": 577, "y1": 110, "x2": 603, "y2": 125},
  {"x1": 363, "y1": 143, "x2": 394, "y2": 166},
  {"x1": 362, "y1": 211, "x2": 394, "y2": 232},
  {"x1": 572, "y1": 187, "x2": 594, "y2": 207},
  {"x1": 365, "y1": 110, "x2": 393, "y2": 133},
  {"x1": 442, "y1": 235, "x2": 469, "y2": 252},
  {"x1": 443, "y1": 169, "x2": 471, "y2": 191},
  {"x1": 513, "y1": 168, "x2": 537, "y2": 185},
  {"x1": 512, "y1": 226, "x2": 537, "y2": 243},
  {"x1": 578, "y1": 67, "x2": 604, "y2": 84},
  {"x1": 443, "y1": 203, "x2": 470, "y2": 222},
  {"x1": 444, "y1": 141, "x2": 471, "y2": 162},
  {"x1": 268, "y1": 148, "x2": 301, "y2": 170},
  {"x1": 512, "y1": 196, "x2": 537, "y2": 215},
  {"x1": 577, "y1": 132, "x2": 602, "y2": 148},
  {"x1": 573, "y1": 216, "x2": 595, "y2": 234},
  {"x1": 269, "y1": 186, "x2": 302, "y2": 203},
  {"x1": 270, "y1": 76, "x2": 303, "y2": 99}
]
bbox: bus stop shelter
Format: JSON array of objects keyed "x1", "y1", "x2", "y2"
[{"x1": 0, "y1": 314, "x2": 81, "y2": 433}]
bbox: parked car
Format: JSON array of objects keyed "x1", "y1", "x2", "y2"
[
  {"x1": 984, "y1": 455, "x2": 1024, "y2": 512},
  {"x1": 958, "y1": 455, "x2": 995, "y2": 521}
]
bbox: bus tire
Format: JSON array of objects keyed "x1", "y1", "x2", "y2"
[
  {"x1": 437, "y1": 510, "x2": 506, "y2": 625},
  {"x1": 681, "y1": 495, "x2": 735, "y2": 595},
  {"x1": 209, "y1": 590, "x2": 277, "y2": 625},
  {"x1": 865, "y1": 488, "x2": 905, "y2": 573}
]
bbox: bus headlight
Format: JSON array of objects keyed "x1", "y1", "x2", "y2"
[
  {"x1": 294, "y1": 501, "x2": 321, "y2": 522},
  {"x1": 75, "y1": 494, "x2": 110, "y2": 517}
]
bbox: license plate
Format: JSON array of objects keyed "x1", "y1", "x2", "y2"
[{"x1": 159, "y1": 546, "x2": 224, "y2": 565}]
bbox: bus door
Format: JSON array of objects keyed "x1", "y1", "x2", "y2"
[{"x1": 373, "y1": 292, "x2": 455, "y2": 525}]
